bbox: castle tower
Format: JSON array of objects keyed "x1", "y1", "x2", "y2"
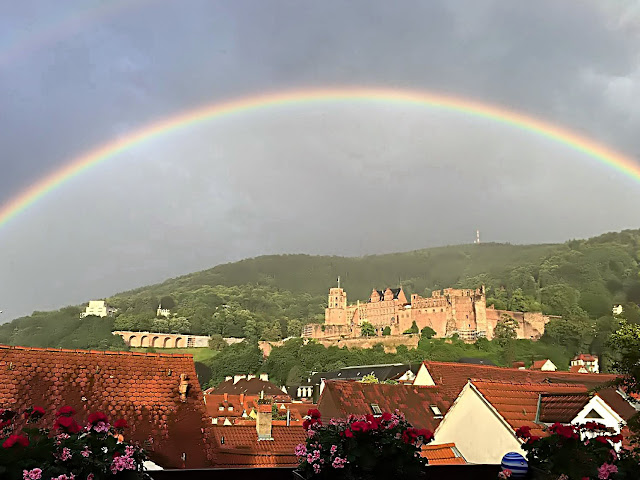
[{"x1": 325, "y1": 286, "x2": 348, "y2": 325}]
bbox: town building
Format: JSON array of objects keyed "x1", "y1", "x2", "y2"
[
  {"x1": 157, "y1": 304, "x2": 172, "y2": 317},
  {"x1": 613, "y1": 305, "x2": 623, "y2": 316},
  {"x1": 0, "y1": 344, "x2": 215, "y2": 468},
  {"x1": 571, "y1": 354, "x2": 599, "y2": 373},
  {"x1": 530, "y1": 359, "x2": 557, "y2": 371},
  {"x1": 113, "y1": 331, "x2": 211, "y2": 348},
  {"x1": 80, "y1": 300, "x2": 117, "y2": 318},
  {"x1": 208, "y1": 374, "x2": 288, "y2": 398},
  {"x1": 304, "y1": 285, "x2": 550, "y2": 342}
]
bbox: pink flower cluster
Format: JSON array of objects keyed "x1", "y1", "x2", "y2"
[
  {"x1": 51, "y1": 475, "x2": 75, "y2": 480},
  {"x1": 58, "y1": 447, "x2": 72, "y2": 461},
  {"x1": 294, "y1": 443, "x2": 307, "y2": 456},
  {"x1": 332, "y1": 457, "x2": 348, "y2": 469},
  {"x1": 22, "y1": 468, "x2": 42, "y2": 480},
  {"x1": 597, "y1": 463, "x2": 618, "y2": 480}
]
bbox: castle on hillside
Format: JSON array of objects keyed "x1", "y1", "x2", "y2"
[{"x1": 303, "y1": 285, "x2": 550, "y2": 342}]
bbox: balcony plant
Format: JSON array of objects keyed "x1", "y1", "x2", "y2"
[
  {"x1": 294, "y1": 409, "x2": 433, "y2": 480},
  {"x1": 0, "y1": 405, "x2": 148, "y2": 480},
  {"x1": 516, "y1": 422, "x2": 639, "y2": 480}
]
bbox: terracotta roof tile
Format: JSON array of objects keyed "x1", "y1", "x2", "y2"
[
  {"x1": 596, "y1": 388, "x2": 638, "y2": 421},
  {"x1": 472, "y1": 380, "x2": 587, "y2": 437},
  {"x1": 0, "y1": 344, "x2": 214, "y2": 468},
  {"x1": 421, "y1": 443, "x2": 466, "y2": 465},
  {"x1": 318, "y1": 381, "x2": 447, "y2": 431},
  {"x1": 209, "y1": 425, "x2": 305, "y2": 468},
  {"x1": 422, "y1": 360, "x2": 617, "y2": 408},
  {"x1": 211, "y1": 378, "x2": 288, "y2": 397},
  {"x1": 538, "y1": 393, "x2": 590, "y2": 423}
]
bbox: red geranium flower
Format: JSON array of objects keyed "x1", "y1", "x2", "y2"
[
  {"x1": 2, "y1": 434, "x2": 29, "y2": 448},
  {"x1": 24, "y1": 406, "x2": 45, "y2": 420},
  {"x1": 88, "y1": 411, "x2": 109, "y2": 425},
  {"x1": 54, "y1": 415, "x2": 82, "y2": 434},
  {"x1": 381, "y1": 412, "x2": 393, "y2": 422},
  {"x1": 344, "y1": 429, "x2": 354, "y2": 438},
  {"x1": 114, "y1": 418, "x2": 129, "y2": 429},
  {"x1": 307, "y1": 409, "x2": 321, "y2": 419},
  {"x1": 594, "y1": 436, "x2": 610, "y2": 445},
  {"x1": 515, "y1": 426, "x2": 532, "y2": 439},
  {"x1": 56, "y1": 406, "x2": 76, "y2": 417}
]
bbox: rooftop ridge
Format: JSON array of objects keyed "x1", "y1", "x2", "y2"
[
  {"x1": 423, "y1": 360, "x2": 618, "y2": 377},
  {"x1": 0, "y1": 343, "x2": 193, "y2": 358},
  {"x1": 469, "y1": 378, "x2": 588, "y2": 388}
]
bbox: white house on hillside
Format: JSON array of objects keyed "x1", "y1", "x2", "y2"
[
  {"x1": 571, "y1": 354, "x2": 599, "y2": 373},
  {"x1": 80, "y1": 300, "x2": 116, "y2": 318}
]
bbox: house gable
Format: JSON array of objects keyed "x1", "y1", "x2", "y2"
[
  {"x1": 434, "y1": 382, "x2": 522, "y2": 464},
  {"x1": 414, "y1": 363, "x2": 436, "y2": 386}
]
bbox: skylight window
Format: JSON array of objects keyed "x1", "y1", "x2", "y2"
[
  {"x1": 370, "y1": 404, "x2": 382, "y2": 415},
  {"x1": 430, "y1": 405, "x2": 443, "y2": 417}
]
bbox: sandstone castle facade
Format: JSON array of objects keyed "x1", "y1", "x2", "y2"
[{"x1": 303, "y1": 285, "x2": 549, "y2": 342}]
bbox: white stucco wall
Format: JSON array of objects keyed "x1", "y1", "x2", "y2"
[
  {"x1": 572, "y1": 396, "x2": 624, "y2": 450},
  {"x1": 435, "y1": 384, "x2": 523, "y2": 464},
  {"x1": 413, "y1": 364, "x2": 435, "y2": 386}
]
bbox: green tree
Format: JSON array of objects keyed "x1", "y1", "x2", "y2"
[
  {"x1": 404, "y1": 321, "x2": 419, "y2": 334},
  {"x1": 421, "y1": 326, "x2": 436, "y2": 339},
  {"x1": 208, "y1": 334, "x2": 227, "y2": 351},
  {"x1": 360, "y1": 322, "x2": 375, "y2": 337},
  {"x1": 159, "y1": 295, "x2": 176, "y2": 310},
  {"x1": 493, "y1": 315, "x2": 517, "y2": 348},
  {"x1": 287, "y1": 318, "x2": 303, "y2": 338},
  {"x1": 168, "y1": 317, "x2": 191, "y2": 334},
  {"x1": 508, "y1": 288, "x2": 528, "y2": 312},
  {"x1": 382, "y1": 326, "x2": 391, "y2": 336},
  {"x1": 360, "y1": 373, "x2": 379, "y2": 383},
  {"x1": 151, "y1": 318, "x2": 170, "y2": 333}
]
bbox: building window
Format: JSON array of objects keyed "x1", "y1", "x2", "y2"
[
  {"x1": 430, "y1": 405, "x2": 443, "y2": 418},
  {"x1": 370, "y1": 404, "x2": 382, "y2": 415},
  {"x1": 228, "y1": 406, "x2": 233, "y2": 411},
  {"x1": 218, "y1": 406, "x2": 224, "y2": 411}
]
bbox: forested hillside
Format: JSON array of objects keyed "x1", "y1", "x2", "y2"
[{"x1": 2, "y1": 229, "x2": 640, "y2": 361}]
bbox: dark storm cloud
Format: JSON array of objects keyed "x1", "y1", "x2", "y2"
[{"x1": 1, "y1": 0, "x2": 640, "y2": 319}]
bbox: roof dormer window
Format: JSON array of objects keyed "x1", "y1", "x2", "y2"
[{"x1": 370, "y1": 404, "x2": 382, "y2": 415}]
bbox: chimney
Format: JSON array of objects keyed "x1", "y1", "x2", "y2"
[
  {"x1": 224, "y1": 392, "x2": 228, "y2": 402},
  {"x1": 259, "y1": 373, "x2": 269, "y2": 382},
  {"x1": 286, "y1": 408, "x2": 291, "y2": 426},
  {"x1": 256, "y1": 400, "x2": 273, "y2": 440},
  {"x1": 178, "y1": 374, "x2": 190, "y2": 402},
  {"x1": 240, "y1": 393, "x2": 245, "y2": 405},
  {"x1": 234, "y1": 375, "x2": 245, "y2": 384}
]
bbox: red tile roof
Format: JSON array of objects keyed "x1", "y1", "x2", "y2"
[
  {"x1": 211, "y1": 378, "x2": 288, "y2": 397},
  {"x1": 422, "y1": 361, "x2": 617, "y2": 408},
  {"x1": 569, "y1": 365, "x2": 588, "y2": 373},
  {"x1": 209, "y1": 425, "x2": 305, "y2": 468},
  {"x1": 318, "y1": 380, "x2": 448, "y2": 431},
  {"x1": 472, "y1": 380, "x2": 588, "y2": 437},
  {"x1": 537, "y1": 393, "x2": 590, "y2": 423},
  {"x1": 0, "y1": 344, "x2": 215, "y2": 468},
  {"x1": 530, "y1": 360, "x2": 551, "y2": 370},
  {"x1": 573, "y1": 354, "x2": 598, "y2": 362},
  {"x1": 596, "y1": 388, "x2": 638, "y2": 422},
  {"x1": 421, "y1": 443, "x2": 466, "y2": 465}
]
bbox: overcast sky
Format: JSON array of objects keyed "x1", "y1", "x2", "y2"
[{"x1": 1, "y1": 1, "x2": 640, "y2": 320}]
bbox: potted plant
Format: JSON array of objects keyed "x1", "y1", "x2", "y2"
[
  {"x1": 294, "y1": 409, "x2": 433, "y2": 480},
  {"x1": 516, "y1": 422, "x2": 639, "y2": 480},
  {"x1": 0, "y1": 405, "x2": 148, "y2": 480}
]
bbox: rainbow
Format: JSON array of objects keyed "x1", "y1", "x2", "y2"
[
  {"x1": 0, "y1": 0, "x2": 151, "y2": 68},
  {"x1": 1, "y1": 87, "x2": 638, "y2": 229}
]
